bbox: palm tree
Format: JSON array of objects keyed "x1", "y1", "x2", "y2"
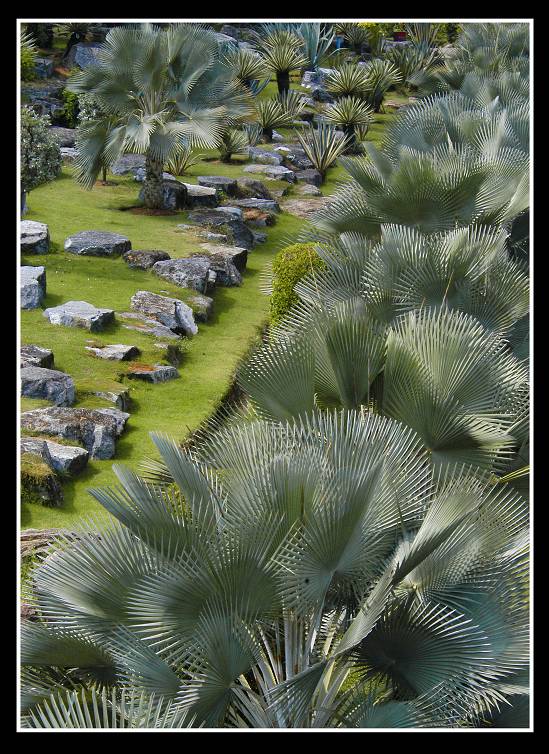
[
  {"x1": 254, "y1": 30, "x2": 308, "y2": 95},
  {"x1": 21, "y1": 411, "x2": 528, "y2": 728},
  {"x1": 67, "y1": 24, "x2": 252, "y2": 209}
]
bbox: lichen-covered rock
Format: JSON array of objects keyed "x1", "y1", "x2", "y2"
[
  {"x1": 66, "y1": 42, "x2": 102, "y2": 68},
  {"x1": 243, "y1": 164, "x2": 297, "y2": 182},
  {"x1": 130, "y1": 290, "x2": 198, "y2": 336},
  {"x1": 297, "y1": 183, "x2": 322, "y2": 196},
  {"x1": 127, "y1": 364, "x2": 179, "y2": 383},
  {"x1": 21, "y1": 407, "x2": 130, "y2": 460},
  {"x1": 152, "y1": 257, "x2": 212, "y2": 292},
  {"x1": 60, "y1": 147, "x2": 78, "y2": 162},
  {"x1": 197, "y1": 175, "x2": 238, "y2": 196},
  {"x1": 197, "y1": 253, "x2": 242, "y2": 287},
  {"x1": 21, "y1": 452, "x2": 63, "y2": 507},
  {"x1": 21, "y1": 437, "x2": 88, "y2": 476},
  {"x1": 64, "y1": 230, "x2": 131, "y2": 257},
  {"x1": 230, "y1": 198, "x2": 280, "y2": 213},
  {"x1": 235, "y1": 178, "x2": 274, "y2": 200},
  {"x1": 21, "y1": 345, "x2": 54, "y2": 370},
  {"x1": 198, "y1": 243, "x2": 248, "y2": 272},
  {"x1": 85, "y1": 343, "x2": 141, "y2": 361},
  {"x1": 296, "y1": 169, "x2": 323, "y2": 187},
  {"x1": 43, "y1": 301, "x2": 115, "y2": 332},
  {"x1": 138, "y1": 179, "x2": 188, "y2": 210},
  {"x1": 186, "y1": 209, "x2": 256, "y2": 249},
  {"x1": 111, "y1": 154, "x2": 146, "y2": 176},
  {"x1": 248, "y1": 147, "x2": 284, "y2": 165},
  {"x1": 181, "y1": 183, "x2": 219, "y2": 208},
  {"x1": 20, "y1": 220, "x2": 50, "y2": 254},
  {"x1": 187, "y1": 293, "x2": 214, "y2": 323},
  {"x1": 122, "y1": 249, "x2": 171, "y2": 270},
  {"x1": 119, "y1": 312, "x2": 181, "y2": 340},
  {"x1": 21, "y1": 366, "x2": 76, "y2": 406},
  {"x1": 49, "y1": 127, "x2": 76, "y2": 147},
  {"x1": 21, "y1": 266, "x2": 46, "y2": 309}
]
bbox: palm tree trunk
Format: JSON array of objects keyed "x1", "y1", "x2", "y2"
[
  {"x1": 343, "y1": 124, "x2": 357, "y2": 153},
  {"x1": 276, "y1": 71, "x2": 290, "y2": 95},
  {"x1": 142, "y1": 153, "x2": 165, "y2": 209}
]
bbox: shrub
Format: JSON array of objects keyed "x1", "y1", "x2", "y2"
[
  {"x1": 270, "y1": 243, "x2": 326, "y2": 325},
  {"x1": 20, "y1": 106, "x2": 62, "y2": 194},
  {"x1": 20, "y1": 30, "x2": 37, "y2": 81},
  {"x1": 61, "y1": 88, "x2": 79, "y2": 127}
]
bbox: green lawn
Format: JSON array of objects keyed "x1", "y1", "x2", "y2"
[{"x1": 20, "y1": 100, "x2": 402, "y2": 530}]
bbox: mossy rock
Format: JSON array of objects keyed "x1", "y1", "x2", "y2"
[
  {"x1": 270, "y1": 243, "x2": 326, "y2": 326},
  {"x1": 21, "y1": 452, "x2": 63, "y2": 508}
]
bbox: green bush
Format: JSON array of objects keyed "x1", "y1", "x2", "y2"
[
  {"x1": 20, "y1": 453, "x2": 63, "y2": 507},
  {"x1": 270, "y1": 243, "x2": 326, "y2": 326},
  {"x1": 20, "y1": 46, "x2": 36, "y2": 81},
  {"x1": 61, "y1": 88, "x2": 79, "y2": 127}
]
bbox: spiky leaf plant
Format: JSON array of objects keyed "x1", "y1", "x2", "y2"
[
  {"x1": 333, "y1": 23, "x2": 370, "y2": 53},
  {"x1": 21, "y1": 411, "x2": 528, "y2": 728},
  {"x1": 218, "y1": 128, "x2": 249, "y2": 163},
  {"x1": 165, "y1": 143, "x2": 204, "y2": 176},
  {"x1": 254, "y1": 91, "x2": 306, "y2": 140},
  {"x1": 222, "y1": 46, "x2": 269, "y2": 90},
  {"x1": 360, "y1": 59, "x2": 402, "y2": 112},
  {"x1": 325, "y1": 63, "x2": 372, "y2": 99},
  {"x1": 253, "y1": 30, "x2": 308, "y2": 94},
  {"x1": 324, "y1": 97, "x2": 373, "y2": 153},
  {"x1": 67, "y1": 23, "x2": 252, "y2": 208},
  {"x1": 295, "y1": 123, "x2": 349, "y2": 181}
]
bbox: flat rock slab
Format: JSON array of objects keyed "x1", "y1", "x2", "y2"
[
  {"x1": 127, "y1": 364, "x2": 179, "y2": 383},
  {"x1": 43, "y1": 301, "x2": 115, "y2": 332},
  {"x1": 64, "y1": 230, "x2": 131, "y2": 257},
  {"x1": 85, "y1": 343, "x2": 141, "y2": 361},
  {"x1": 243, "y1": 164, "x2": 297, "y2": 182},
  {"x1": 21, "y1": 266, "x2": 46, "y2": 309},
  {"x1": 153, "y1": 257, "x2": 213, "y2": 293},
  {"x1": 296, "y1": 169, "x2": 323, "y2": 187},
  {"x1": 21, "y1": 367, "x2": 75, "y2": 406},
  {"x1": 199, "y1": 243, "x2": 248, "y2": 272},
  {"x1": 197, "y1": 176, "x2": 238, "y2": 195},
  {"x1": 230, "y1": 198, "x2": 280, "y2": 213},
  {"x1": 93, "y1": 386, "x2": 130, "y2": 411},
  {"x1": 21, "y1": 221, "x2": 50, "y2": 254},
  {"x1": 61, "y1": 147, "x2": 78, "y2": 162},
  {"x1": 280, "y1": 196, "x2": 331, "y2": 219},
  {"x1": 21, "y1": 437, "x2": 90, "y2": 475},
  {"x1": 212, "y1": 206, "x2": 243, "y2": 220},
  {"x1": 119, "y1": 312, "x2": 181, "y2": 340},
  {"x1": 248, "y1": 147, "x2": 283, "y2": 165},
  {"x1": 49, "y1": 127, "x2": 76, "y2": 147},
  {"x1": 297, "y1": 183, "x2": 322, "y2": 196},
  {"x1": 21, "y1": 407, "x2": 130, "y2": 460},
  {"x1": 187, "y1": 293, "x2": 214, "y2": 323},
  {"x1": 134, "y1": 169, "x2": 175, "y2": 183},
  {"x1": 112, "y1": 154, "x2": 146, "y2": 176},
  {"x1": 131, "y1": 290, "x2": 198, "y2": 336},
  {"x1": 21, "y1": 345, "x2": 54, "y2": 370},
  {"x1": 181, "y1": 183, "x2": 219, "y2": 208},
  {"x1": 122, "y1": 249, "x2": 171, "y2": 270}
]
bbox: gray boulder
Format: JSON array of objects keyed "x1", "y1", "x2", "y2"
[
  {"x1": 253, "y1": 231, "x2": 268, "y2": 244},
  {"x1": 35, "y1": 57, "x2": 54, "y2": 79},
  {"x1": 21, "y1": 266, "x2": 46, "y2": 309},
  {"x1": 66, "y1": 42, "x2": 102, "y2": 68},
  {"x1": 296, "y1": 169, "x2": 323, "y2": 187},
  {"x1": 43, "y1": 301, "x2": 115, "y2": 332},
  {"x1": 21, "y1": 407, "x2": 130, "y2": 460},
  {"x1": 297, "y1": 183, "x2": 322, "y2": 196},
  {"x1": 138, "y1": 179, "x2": 188, "y2": 210},
  {"x1": 21, "y1": 452, "x2": 63, "y2": 507},
  {"x1": 214, "y1": 206, "x2": 243, "y2": 220},
  {"x1": 186, "y1": 208, "x2": 256, "y2": 249},
  {"x1": 130, "y1": 290, "x2": 198, "y2": 336},
  {"x1": 21, "y1": 367, "x2": 75, "y2": 406},
  {"x1": 93, "y1": 386, "x2": 130, "y2": 411},
  {"x1": 199, "y1": 243, "x2": 248, "y2": 272},
  {"x1": 127, "y1": 364, "x2": 179, "y2": 383},
  {"x1": 235, "y1": 178, "x2": 274, "y2": 200},
  {"x1": 119, "y1": 312, "x2": 181, "y2": 340},
  {"x1": 197, "y1": 176, "x2": 238, "y2": 196},
  {"x1": 181, "y1": 183, "x2": 219, "y2": 208},
  {"x1": 112, "y1": 154, "x2": 146, "y2": 176},
  {"x1": 248, "y1": 147, "x2": 284, "y2": 165},
  {"x1": 195, "y1": 253, "x2": 242, "y2": 287},
  {"x1": 85, "y1": 343, "x2": 141, "y2": 361},
  {"x1": 122, "y1": 249, "x2": 171, "y2": 270},
  {"x1": 64, "y1": 230, "x2": 131, "y2": 257},
  {"x1": 134, "y1": 169, "x2": 175, "y2": 183},
  {"x1": 243, "y1": 164, "x2": 297, "y2": 183},
  {"x1": 49, "y1": 127, "x2": 76, "y2": 147},
  {"x1": 187, "y1": 293, "x2": 214, "y2": 323},
  {"x1": 21, "y1": 345, "x2": 54, "y2": 370},
  {"x1": 20, "y1": 437, "x2": 54, "y2": 467},
  {"x1": 61, "y1": 147, "x2": 78, "y2": 162},
  {"x1": 230, "y1": 198, "x2": 280, "y2": 213},
  {"x1": 21, "y1": 221, "x2": 50, "y2": 254},
  {"x1": 45, "y1": 442, "x2": 89, "y2": 475},
  {"x1": 152, "y1": 257, "x2": 212, "y2": 293}
]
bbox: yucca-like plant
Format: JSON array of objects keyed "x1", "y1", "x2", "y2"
[
  {"x1": 254, "y1": 90, "x2": 306, "y2": 140},
  {"x1": 222, "y1": 46, "x2": 270, "y2": 91},
  {"x1": 361, "y1": 59, "x2": 403, "y2": 112},
  {"x1": 240, "y1": 305, "x2": 527, "y2": 475},
  {"x1": 295, "y1": 123, "x2": 349, "y2": 181},
  {"x1": 405, "y1": 22, "x2": 440, "y2": 48},
  {"x1": 297, "y1": 23, "x2": 335, "y2": 72},
  {"x1": 20, "y1": 29, "x2": 38, "y2": 81},
  {"x1": 21, "y1": 410, "x2": 529, "y2": 728},
  {"x1": 218, "y1": 128, "x2": 249, "y2": 162},
  {"x1": 243, "y1": 122, "x2": 263, "y2": 147},
  {"x1": 385, "y1": 44, "x2": 440, "y2": 86},
  {"x1": 324, "y1": 96, "x2": 373, "y2": 153},
  {"x1": 67, "y1": 24, "x2": 252, "y2": 208},
  {"x1": 333, "y1": 22, "x2": 370, "y2": 53},
  {"x1": 306, "y1": 140, "x2": 529, "y2": 239},
  {"x1": 253, "y1": 30, "x2": 308, "y2": 94},
  {"x1": 165, "y1": 143, "x2": 204, "y2": 176},
  {"x1": 325, "y1": 63, "x2": 371, "y2": 98}
]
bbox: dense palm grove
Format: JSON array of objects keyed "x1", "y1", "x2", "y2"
[{"x1": 20, "y1": 21, "x2": 530, "y2": 729}]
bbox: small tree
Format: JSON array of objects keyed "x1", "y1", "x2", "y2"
[{"x1": 20, "y1": 106, "x2": 62, "y2": 213}]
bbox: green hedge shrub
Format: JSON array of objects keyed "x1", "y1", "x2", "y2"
[
  {"x1": 60, "y1": 88, "x2": 79, "y2": 127},
  {"x1": 270, "y1": 243, "x2": 326, "y2": 326},
  {"x1": 20, "y1": 47, "x2": 36, "y2": 81}
]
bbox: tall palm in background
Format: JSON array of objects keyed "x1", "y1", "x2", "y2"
[
  {"x1": 68, "y1": 24, "x2": 252, "y2": 208},
  {"x1": 21, "y1": 412, "x2": 528, "y2": 728}
]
